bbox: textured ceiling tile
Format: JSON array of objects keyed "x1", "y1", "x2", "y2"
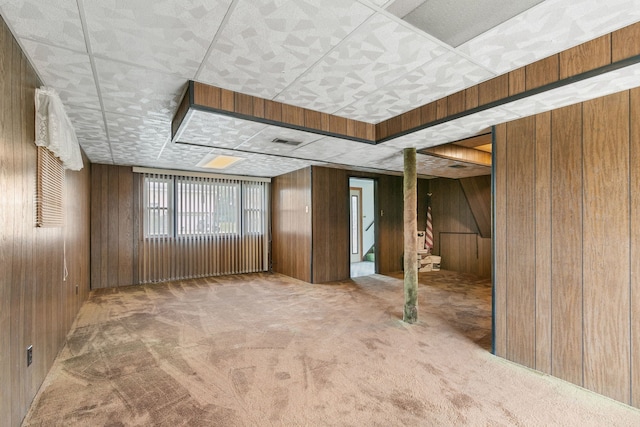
[
  {"x1": 338, "y1": 51, "x2": 494, "y2": 121},
  {"x1": 275, "y1": 13, "x2": 448, "y2": 115},
  {"x1": 95, "y1": 58, "x2": 186, "y2": 121},
  {"x1": 65, "y1": 106, "x2": 108, "y2": 161},
  {"x1": 83, "y1": 0, "x2": 232, "y2": 77},
  {"x1": 291, "y1": 136, "x2": 373, "y2": 160},
  {"x1": 19, "y1": 40, "x2": 101, "y2": 109},
  {"x1": 105, "y1": 113, "x2": 170, "y2": 148},
  {"x1": 458, "y1": 0, "x2": 640, "y2": 74},
  {"x1": 198, "y1": 0, "x2": 374, "y2": 99},
  {"x1": 415, "y1": 155, "x2": 491, "y2": 178},
  {"x1": 175, "y1": 110, "x2": 267, "y2": 148},
  {"x1": 0, "y1": 0, "x2": 86, "y2": 51},
  {"x1": 234, "y1": 125, "x2": 324, "y2": 155},
  {"x1": 324, "y1": 144, "x2": 400, "y2": 166}
]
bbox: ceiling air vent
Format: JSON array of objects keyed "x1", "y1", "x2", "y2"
[
  {"x1": 449, "y1": 164, "x2": 467, "y2": 169},
  {"x1": 272, "y1": 138, "x2": 302, "y2": 146}
]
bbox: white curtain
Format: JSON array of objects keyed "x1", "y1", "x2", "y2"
[{"x1": 34, "y1": 87, "x2": 83, "y2": 171}]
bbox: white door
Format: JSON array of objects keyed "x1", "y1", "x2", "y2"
[{"x1": 350, "y1": 188, "x2": 363, "y2": 263}]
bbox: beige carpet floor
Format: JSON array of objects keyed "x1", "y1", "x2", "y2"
[{"x1": 22, "y1": 271, "x2": 640, "y2": 426}]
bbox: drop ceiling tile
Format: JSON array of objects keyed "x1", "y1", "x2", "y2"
[
  {"x1": 0, "y1": 0, "x2": 86, "y2": 51},
  {"x1": 324, "y1": 143, "x2": 400, "y2": 167},
  {"x1": 234, "y1": 125, "x2": 323, "y2": 155},
  {"x1": 198, "y1": 0, "x2": 374, "y2": 99},
  {"x1": 19, "y1": 40, "x2": 101, "y2": 109},
  {"x1": 95, "y1": 58, "x2": 186, "y2": 121},
  {"x1": 275, "y1": 12, "x2": 448, "y2": 116},
  {"x1": 458, "y1": 0, "x2": 640, "y2": 74},
  {"x1": 175, "y1": 110, "x2": 267, "y2": 148},
  {"x1": 65, "y1": 106, "x2": 109, "y2": 162},
  {"x1": 106, "y1": 113, "x2": 170, "y2": 148},
  {"x1": 290, "y1": 136, "x2": 373, "y2": 160},
  {"x1": 83, "y1": 0, "x2": 232, "y2": 77},
  {"x1": 338, "y1": 51, "x2": 494, "y2": 121},
  {"x1": 416, "y1": 155, "x2": 491, "y2": 178}
]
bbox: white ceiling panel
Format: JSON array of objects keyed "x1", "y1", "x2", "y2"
[
  {"x1": 175, "y1": 110, "x2": 268, "y2": 148},
  {"x1": 0, "y1": 0, "x2": 85, "y2": 51},
  {"x1": 95, "y1": 57, "x2": 186, "y2": 121},
  {"x1": 290, "y1": 136, "x2": 374, "y2": 160},
  {"x1": 459, "y1": 0, "x2": 640, "y2": 74},
  {"x1": 274, "y1": 12, "x2": 448, "y2": 116},
  {"x1": 338, "y1": 51, "x2": 495, "y2": 122},
  {"x1": 234, "y1": 126, "x2": 323, "y2": 155},
  {"x1": 83, "y1": 0, "x2": 232, "y2": 77},
  {"x1": 19, "y1": 40, "x2": 100, "y2": 109},
  {"x1": 197, "y1": 0, "x2": 374, "y2": 99}
]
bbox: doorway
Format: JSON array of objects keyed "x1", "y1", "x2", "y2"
[{"x1": 349, "y1": 177, "x2": 376, "y2": 277}]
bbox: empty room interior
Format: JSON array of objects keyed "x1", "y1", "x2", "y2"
[{"x1": 3, "y1": 0, "x2": 640, "y2": 425}]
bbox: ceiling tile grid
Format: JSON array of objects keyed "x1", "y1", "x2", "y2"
[
  {"x1": 337, "y1": 51, "x2": 496, "y2": 122},
  {"x1": 19, "y1": 40, "x2": 101, "y2": 109},
  {"x1": 83, "y1": 0, "x2": 233, "y2": 78},
  {"x1": 197, "y1": 0, "x2": 375, "y2": 100},
  {"x1": 0, "y1": 0, "x2": 86, "y2": 51},
  {"x1": 233, "y1": 126, "x2": 323, "y2": 155},
  {"x1": 458, "y1": 0, "x2": 640, "y2": 74},
  {"x1": 274, "y1": 12, "x2": 449, "y2": 115},
  {"x1": 175, "y1": 110, "x2": 268, "y2": 149}
]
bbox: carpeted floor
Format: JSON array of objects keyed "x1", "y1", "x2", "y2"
[{"x1": 22, "y1": 271, "x2": 640, "y2": 426}]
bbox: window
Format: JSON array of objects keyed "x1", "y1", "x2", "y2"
[
  {"x1": 143, "y1": 174, "x2": 266, "y2": 238},
  {"x1": 144, "y1": 176, "x2": 172, "y2": 237},
  {"x1": 243, "y1": 183, "x2": 265, "y2": 234},
  {"x1": 175, "y1": 179, "x2": 239, "y2": 236}
]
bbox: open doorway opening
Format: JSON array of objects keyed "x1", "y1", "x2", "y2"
[{"x1": 349, "y1": 177, "x2": 376, "y2": 277}]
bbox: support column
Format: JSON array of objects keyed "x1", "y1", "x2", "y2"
[{"x1": 403, "y1": 147, "x2": 418, "y2": 323}]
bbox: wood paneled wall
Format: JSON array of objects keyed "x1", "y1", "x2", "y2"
[
  {"x1": 428, "y1": 178, "x2": 491, "y2": 278},
  {"x1": 494, "y1": 88, "x2": 640, "y2": 408},
  {"x1": 271, "y1": 167, "x2": 312, "y2": 282},
  {"x1": 271, "y1": 166, "x2": 409, "y2": 283},
  {"x1": 0, "y1": 17, "x2": 91, "y2": 426},
  {"x1": 90, "y1": 164, "x2": 135, "y2": 289}
]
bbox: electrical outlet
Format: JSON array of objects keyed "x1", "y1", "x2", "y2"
[
  {"x1": 75, "y1": 284, "x2": 78, "y2": 295},
  {"x1": 27, "y1": 345, "x2": 32, "y2": 367}
]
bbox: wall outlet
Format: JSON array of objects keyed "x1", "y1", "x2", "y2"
[
  {"x1": 27, "y1": 345, "x2": 32, "y2": 367},
  {"x1": 75, "y1": 284, "x2": 78, "y2": 295}
]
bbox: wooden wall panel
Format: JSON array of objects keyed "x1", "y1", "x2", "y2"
[
  {"x1": 90, "y1": 164, "x2": 136, "y2": 289},
  {"x1": 630, "y1": 87, "x2": 640, "y2": 408},
  {"x1": 311, "y1": 167, "x2": 350, "y2": 283},
  {"x1": 493, "y1": 123, "x2": 507, "y2": 357},
  {"x1": 559, "y1": 34, "x2": 611, "y2": 79},
  {"x1": 582, "y1": 92, "x2": 630, "y2": 403},
  {"x1": 526, "y1": 55, "x2": 559, "y2": 91},
  {"x1": 613, "y1": 22, "x2": 640, "y2": 61},
  {"x1": 271, "y1": 167, "x2": 312, "y2": 282},
  {"x1": 505, "y1": 117, "x2": 536, "y2": 368},
  {"x1": 429, "y1": 178, "x2": 491, "y2": 278},
  {"x1": 496, "y1": 89, "x2": 640, "y2": 408},
  {"x1": 377, "y1": 174, "x2": 404, "y2": 274},
  {"x1": 534, "y1": 112, "x2": 552, "y2": 374},
  {"x1": 550, "y1": 104, "x2": 584, "y2": 385},
  {"x1": 0, "y1": 16, "x2": 91, "y2": 425},
  {"x1": 459, "y1": 175, "x2": 492, "y2": 238}
]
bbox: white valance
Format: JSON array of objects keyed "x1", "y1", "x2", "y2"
[{"x1": 35, "y1": 87, "x2": 83, "y2": 171}]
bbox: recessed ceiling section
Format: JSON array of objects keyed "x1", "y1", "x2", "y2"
[{"x1": 387, "y1": 0, "x2": 545, "y2": 47}]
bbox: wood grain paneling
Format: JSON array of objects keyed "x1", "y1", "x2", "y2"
[
  {"x1": 90, "y1": 164, "x2": 135, "y2": 289},
  {"x1": 550, "y1": 104, "x2": 583, "y2": 384},
  {"x1": 271, "y1": 167, "x2": 312, "y2": 282},
  {"x1": 493, "y1": 123, "x2": 507, "y2": 357},
  {"x1": 0, "y1": 16, "x2": 91, "y2": 425},
  {"x1": 377, "y1": 174, "x2": 404, "y2": 274},
  {"x1": 613, "y1": 21, "x2": 640, "y2": 61},
  {"x1": 447, "y1": 91, "x2": 466, "y2": 115},
  {"x1": 495, "y1": 88, "x2": 640, "y2": 408},
  {"x1": 459, "y1": 175, "x2": 492, "y2": 238},
  {"x1": 509, "y1": 68, "x2": 526, "y2": 96},
  {"x1": 429, "y1": 178, "x2": 491, "y2": 278},
  {"x1": 582, "y1": 92, "x2": 630, "y2": 403},
  {"x1": 534, "y1": 112, "x2": 552, "y2": 374},
  {"x1": 526, "y1": 54, "x2": 559, "y2": 91},
  {"x1": 630, "y1": 87, "x2": 640, "y2": 408},
  {"x1": 559, "y1": 34, "x2": 611, "y2": 79},
  {"x1": 478, "y1": 75, "x2": 509, "y2": 106},
  {"x1": 505, "y1": 117, "x2": 536, "y2": 368},
  {"x1": 311, "y1": 167, "x2": 350, "y2": 283}
]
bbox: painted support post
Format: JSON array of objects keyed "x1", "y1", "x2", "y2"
[{"x1": 403, "y1": 147, "x2": 418, "y2": 323}]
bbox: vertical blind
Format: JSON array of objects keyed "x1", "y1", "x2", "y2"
[{"x1": 138, "y1": 171, "x2": 269, "y2": 283}]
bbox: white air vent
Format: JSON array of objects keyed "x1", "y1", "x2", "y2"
[{"x1": 272, "y1": 138, "x2": 302, "y2": 146}]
